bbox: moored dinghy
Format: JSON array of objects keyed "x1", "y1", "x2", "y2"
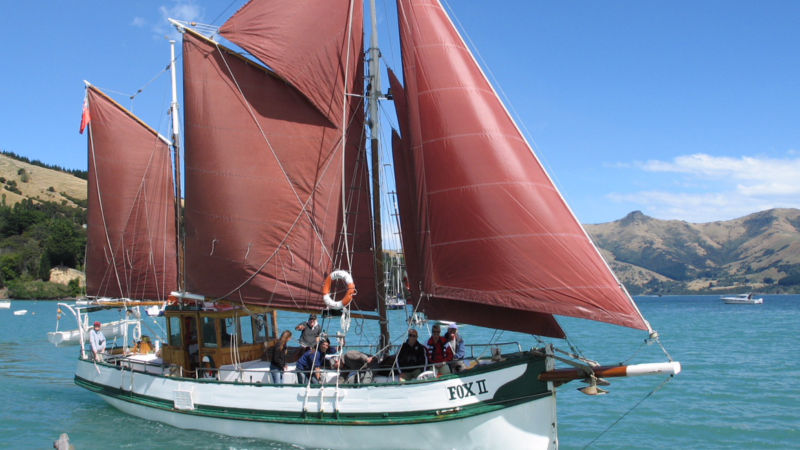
[{"x1": 67, "y1": 1, "x2": 681, "y2": 448}]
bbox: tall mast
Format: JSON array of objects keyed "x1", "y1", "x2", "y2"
[
  {"x1": 368, "y1": 0, "x2": 390, "y2": 349},
  {"x1": 169, "y1": 40, "x2": 185, "y2": 292}
]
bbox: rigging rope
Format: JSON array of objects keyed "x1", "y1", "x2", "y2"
[
  {"x1": 581, "y1": 375, "x2": 675, "y2": 449},
  {"x1": 210, "y1": 39, "x2": 341, "y2": 297}
]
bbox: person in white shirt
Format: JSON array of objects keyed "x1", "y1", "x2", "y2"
[{"x1": 89, "y1": 321, "x2": 106, "y2": 361}]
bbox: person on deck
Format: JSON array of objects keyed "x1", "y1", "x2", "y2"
[
  {"x1": 427, "y1": 323, "x2": 453, "y2": 375},
  {"x1": 199, "y1": 355, "x2": 216, "y2": 379},
  {"x1": 445, "y1": 323, "x2": 466, "y2": 373},
  {"x1": 296, "y1": 338, "x2": 330, "y2": 384},
  {"x1": 333, "y1": 350, "x2": 379, "y2": 383},
  {"x1": 396, "y1": 329, "x2": 427, "y2": 381},
  {"x1": 295, "y1": 314, "x2": 321, "y2": 354},
  {"x1": 270, "y1": 330, "x2": 292, "y2": 384},
  {"x1": 89, "y1": 321, "x2": 106, "y2": 361}
]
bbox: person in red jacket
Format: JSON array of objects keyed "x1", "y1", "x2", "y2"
[{"x1": 426, "y1": 323, "x2": 453, "y2": 375}]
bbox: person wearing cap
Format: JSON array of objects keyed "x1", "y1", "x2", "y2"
[
  {"x1": 199, "y1": 355, "x2": 216, "y2": 379},
  {"x1": 445, "y1": 324, "x2": 466, "y2": 373},
  {"x1": 89, "y1": 321, "x2": 106, "y2": 361},
  {"x1": 396, "y1": 329, "x2": 427, "y2": 381},
  {"x1": 295, "y1": 314, "x2": 322, "y2": 352},
  {"x1": 296, "y1": 338, "x2": 330, "y2": 384}
]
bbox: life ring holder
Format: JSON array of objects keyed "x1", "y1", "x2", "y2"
[{"x1": 322, "y1": 270, "x2": 356, "y2": 309}]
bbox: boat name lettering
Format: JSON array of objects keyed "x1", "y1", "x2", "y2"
[{"x1": 447, "y1": 379, "x2": 488, "y2": 400}]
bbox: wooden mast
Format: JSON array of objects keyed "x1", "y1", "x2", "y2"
[
  {"x1": 169, "y1": 39, "x2": 185, "y2": 292},
  {"x1": 368, "y1": 0, "x2": 390, "y2": 349}
]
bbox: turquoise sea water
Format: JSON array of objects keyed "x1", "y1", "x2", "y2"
[{"x1": 1, "y1": 295, "x2": 798, "y2": 449}]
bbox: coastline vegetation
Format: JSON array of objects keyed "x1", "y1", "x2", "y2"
[{"x1": 0, "y1": 198, "x2": 85, "y2": 299}]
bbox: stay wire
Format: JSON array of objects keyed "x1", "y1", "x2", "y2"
[{"x1": 581, "y1": 374, "x2": 675, "y2": 449}]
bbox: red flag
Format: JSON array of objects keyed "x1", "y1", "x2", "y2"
[{"x1": 79, "y1": 98, "x2": 91, "y2": 134}]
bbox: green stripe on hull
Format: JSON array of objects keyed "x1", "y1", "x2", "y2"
[{"x1": 75, "y1": 355, "x2": 553, "y2": 426}]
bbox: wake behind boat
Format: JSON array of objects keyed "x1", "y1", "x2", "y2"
[
  {"x1": 721, "y1": 293, "x2": 764, "y2": 304},
  {"x1": 66, "y1": 1, "x2": 681, "y2": 448}
]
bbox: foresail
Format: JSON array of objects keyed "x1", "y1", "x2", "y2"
[
  {"x1": 394, "y1": 0, "x2": 649, "y2": 332},
  {"x1": 85, "y1": 86, "x2": 177, "y2": 300},
  {"x1": 181, "y1": 28, "x2": 371, "y2": 310},
  {"x1": 219, "y1": 0, "x2": 364, "y2": 128}
]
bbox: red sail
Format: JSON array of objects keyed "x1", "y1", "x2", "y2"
[
  {"x1": 395, "y1": 0, "x2": 648, "y2": 331},
  {"x1": 182, "y1": 30, "x2": 364, "y2": 309},
  {"x1": 85, "y1": 86, "x2": 177, "y2": 300},
  {"x1": 220, "y1": 0, "x2": 364, "y2": 128},
  {"x1": 390, "y1": 75, "x2": 564, "y2": 338}
]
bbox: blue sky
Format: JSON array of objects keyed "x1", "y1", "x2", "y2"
[{"x1": 1, "y1": 0, "x2": 798, "y2": 224}]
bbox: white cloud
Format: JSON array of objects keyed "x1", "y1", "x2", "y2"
[
  {"x1": 152, "y1": 1, "x2": 205, "y2": 40},
  {"x1": 610, "y1": 153, "x2": 800, "y2": 222},
  {"x1": 131, "y1": 17, "x2": 147, "y2": 28}
]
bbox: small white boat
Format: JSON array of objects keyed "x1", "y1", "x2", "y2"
[
  {"x1": 48, "y1": 303, "x2": 141, "y2": 346},
  {"x1": 0, "y1": 300, "x2": 10, "y2": 309},
  {"x1": 13, "y1": 309, "x2": 28, "y2": 316},
  {"x1": 721, "y1": 293, "x2": 763, "y2": 304}
]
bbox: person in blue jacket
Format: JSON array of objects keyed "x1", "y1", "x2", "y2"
[{"x1": 296, "y1": 338, "x2": 330, "y2": 384}]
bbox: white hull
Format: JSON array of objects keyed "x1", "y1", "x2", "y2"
[
  {"x1": 0, "y1": 300, "x2": 10, "y2": 309},
  {"x1": 76, "y1": 354, "x2": 557, "y2": 449},
  {"x1": 48, "y1": 319, "x2": 138, "y2": 346},
  {"x1": 100, "y1": 392, "x2": 554, "y2": 449},
  {"x1": 721, "y1": 294, "x2": 763, "y2": 304}
]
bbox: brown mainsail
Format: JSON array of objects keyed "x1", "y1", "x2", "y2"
[{"x1": 182, "y1": 3, "x2": 372, "y2": 310}]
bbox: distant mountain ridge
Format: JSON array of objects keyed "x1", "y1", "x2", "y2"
[
  {"x1": 0, "y1": 151, "x2": 796, "y2": 295},
  {"x1": 585, "y1": 208, "x2": 800, "y2": 294}
]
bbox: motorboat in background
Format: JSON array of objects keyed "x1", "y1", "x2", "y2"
[{"x1": 721, "y1": 293, "x2": 764, "y2": 304}]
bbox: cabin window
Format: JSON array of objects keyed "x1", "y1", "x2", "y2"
[
  {"x1": 253, "y1": 314, "x2": 268, "y2": 343},
  {"x1": 221, "y1": 317, "x2": 237, "y2": 347},
  {"x1": 168, "y1": 316, "x2": 182, "y2": 347},
  {"x1": 201, "y1": 316, "x2": 217, "y2": 348},
  {"x1": 240, "y1": 316, "x2": 255, "y2": 345}
]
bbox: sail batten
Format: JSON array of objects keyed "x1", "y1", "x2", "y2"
[{"x1": 394, "y1": 0, "x2": 648, "y2": 332}]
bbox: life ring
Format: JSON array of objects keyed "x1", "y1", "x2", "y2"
[{"x1": 322, "y1": 270, "x2": 355, "y2": 309}]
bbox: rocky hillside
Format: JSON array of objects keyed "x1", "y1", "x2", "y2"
[{"x1": 586, "y1": 208, "x2": 800, "y2": 294}]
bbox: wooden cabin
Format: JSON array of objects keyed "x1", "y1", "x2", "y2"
[{"x1": 161, "y1": 304, "x2": 278, "y2": 375}]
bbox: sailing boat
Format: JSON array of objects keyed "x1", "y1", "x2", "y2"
[{"x1": 69, "y1": 1, "x2": 680, "y2": 448}]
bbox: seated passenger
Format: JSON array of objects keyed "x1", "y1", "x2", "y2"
[
  {"x1": 295, "y1": 338, "x2": 330, "y2": 384},
  {"x1": 199, "y1": 355, "x2": 216, "y2": 379},
  {"x1": 397, "y1": 329, "x2": 427, "y2": 381},
  {"x1": 445, "y1": 324, "x2": 466, "y2": 373},
  {"x1": 427, "y1": 323, "x2": 453, "y2": 375}
]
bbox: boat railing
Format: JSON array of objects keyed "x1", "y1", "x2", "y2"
[
  {"x1": 92, "y1": 339, "x2": 525, "y2": 385},
  {"x1": 465, "y1": 341, "x2": 523, "y2": 359}
]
